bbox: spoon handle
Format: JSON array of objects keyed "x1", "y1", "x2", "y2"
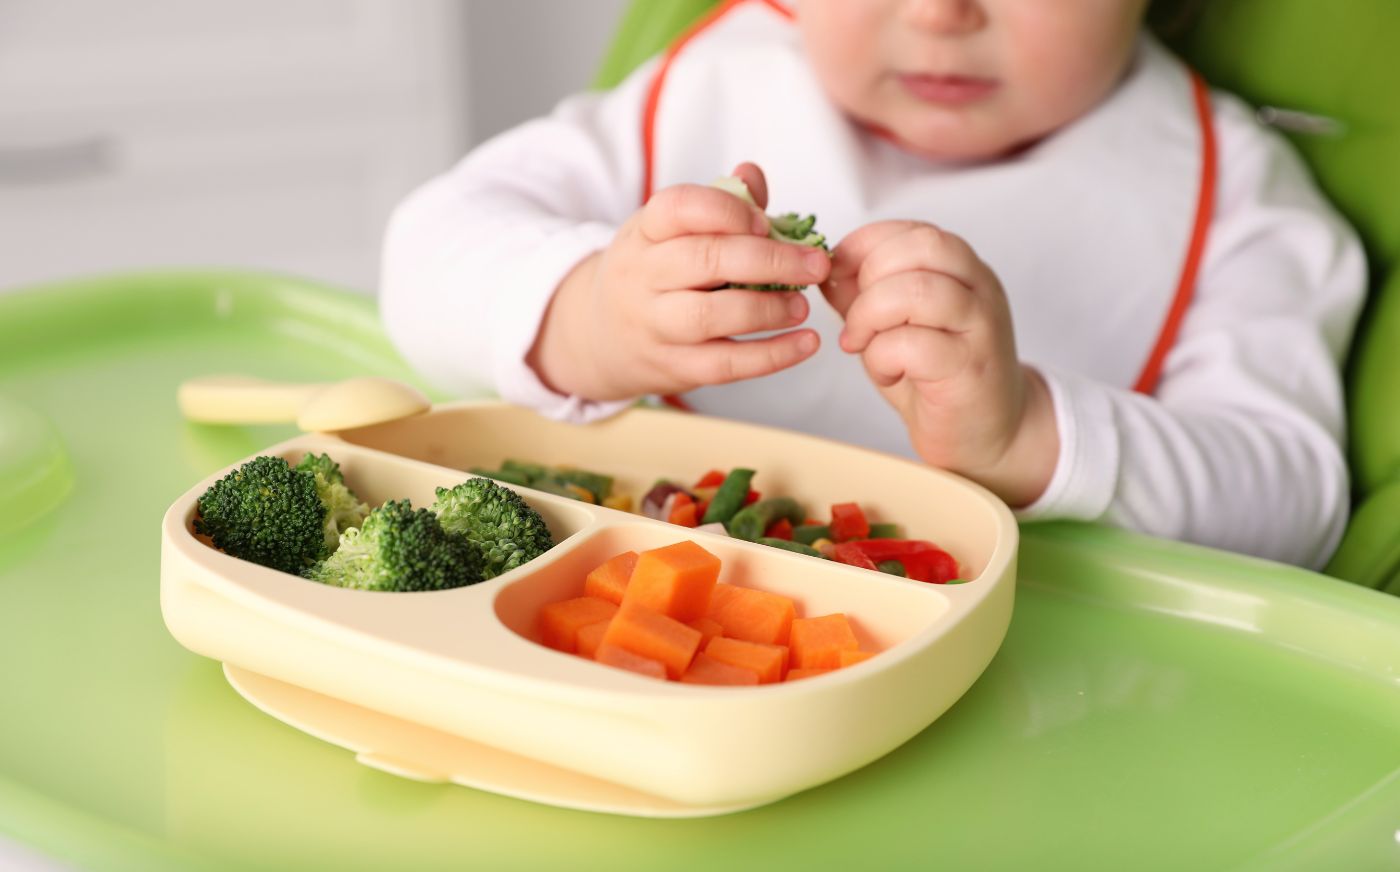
[{"x1": 178, "y1": 376, "x2": 325, "y2": 424}]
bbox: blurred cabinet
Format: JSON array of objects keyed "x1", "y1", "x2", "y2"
[{"x1": 0, "y1": 0, "x2": 469, "y2": 292}]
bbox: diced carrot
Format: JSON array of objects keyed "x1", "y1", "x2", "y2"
[
  {"x1": 583, "y1": 551, "x2": 638, "y2": 605},
  {"x1": 672, "y1": 492, "x2": 694, "y2": 507},
  {"x1": 790, "y1": 614, "x2": 860, "y2": 669},
  {"x1": 623, "y1": 540, "x2": 721, "y2": 622},
  {"x1": 764, "y1": 517, "x2": 794, "y2": 540},
  {"x1": 704, "y1": 636, "x2": 789, "y2": 684},
  {"x1": 538, "y1": 597, "x2": 618, "y2": 654},
  {"x1": 838, "y1": 649, "x2": 875, "y2": 667},
  {"x1": 601, "y1": 602, "x2": 702, "y2": 679},
  {"x1": 688, "y1": 616, "x2": 724, "y2": 648},
  {"x1": 707, "y1": 585, "x2": 796, "y2": 646},
  {"x1": 785, "y1": 667, "x2": 834, "y2": 681},
  {"x1": 669, "y1": 501, "x2": 699, "y2": 527},
  {"x1": 694, "y1": 469, "x2": 726, "y2": 489},
  {"x1": 681, "y1": 653, "x2": 760, "y2": 686},
  {"x1": 576, "y1": 619, "x2": 611, "y2": 659},
  {"x1": 595, "y1": 643, "x2": 667, "y2": 680}
]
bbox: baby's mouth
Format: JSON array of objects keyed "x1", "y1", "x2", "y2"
[{"x1": 896, "y1": 73, "x2": 999, "y2": 106}]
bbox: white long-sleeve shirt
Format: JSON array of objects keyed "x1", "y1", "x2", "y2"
[{"x1": 381, "y1": 2, "x2": 1365, "y2": 568}]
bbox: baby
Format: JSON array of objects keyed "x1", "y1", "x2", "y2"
[{"x1": 381, "y1": 0, "x2": 1364, "y2": 569}]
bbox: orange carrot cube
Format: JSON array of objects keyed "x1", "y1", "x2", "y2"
[
  {"x1": 576, "y1": 619, "x2": 611, "y2": 660},
  {"x1": 838, "y1": 649, "x2": 875, "y2": 667},
  {"x1": 681, "y1": 653, "x2": 760, "y2": 686},
  {"x1": 790, "y1": 614, "x2": 860, "y2": 669},
  {"x1": 785, "y1": 667, "x2": 835, "y2": 681},
  {"x1": 595, "y1": 644, "x2": 666, "y2": 680},
  {"x1": 688, "y1": 616, "x2": 724, "y2": 648},
  {"x1": 539, "y1": 596, "x2": 618, "y2": 654},
  {"x1": 707, "y1": 585, "x2": 796, "y2": 646},
  {"x1": 601, "y1": 602, "x2": 702, "y2": 679},
  {"x1": 622, "y1": 540, "x2": 721, "y2": 623},
  {"x1": 704, "y1": 636, "x2": 789, "y2": 684},
  {"x1": 584, "y1": 551, "x2": 638, "y2": 605}
]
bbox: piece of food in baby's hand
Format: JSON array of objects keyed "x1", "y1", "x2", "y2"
[{"x1": 711, "y1": 175, "x2": 830, "y2": 290}]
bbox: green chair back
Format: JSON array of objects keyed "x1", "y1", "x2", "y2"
[{"x1": 596, "y1": 0, "x2": 1400, "y2": 591}]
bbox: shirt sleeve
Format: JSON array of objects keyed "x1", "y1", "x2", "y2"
[
  {"x1": 1018, "y1": 97, "x2": 1367, "y2": 569},
  {"x1": 379, "y1": 61, "x2": 659, "y2": 423}
]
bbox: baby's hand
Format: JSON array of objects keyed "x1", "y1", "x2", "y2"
[
  {"x1": 528, "y1": 163, "x2": 830, "y2": 401},
  {"x1": 822, "y1": 221, "x2": 1058, "y2": 507}
]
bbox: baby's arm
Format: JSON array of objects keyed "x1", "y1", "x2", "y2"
[
  {"x1": 381, "y1": 67, "x2": 649, "y2": 421},
  {"x1": 381, "y1": 66, "x2": 822, "y2": 419},
  {"x1": 822, "y1": 221, "x2": 1060, "y2": 508},
  {"x1": 826, "y1": 121, "x2": 1365, "y2": 568}
]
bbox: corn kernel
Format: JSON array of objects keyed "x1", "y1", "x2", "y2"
[{"x1": 603, "y1": 494, "x2": 634, "y2": 513}]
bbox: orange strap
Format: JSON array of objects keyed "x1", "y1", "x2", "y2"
[
  {"x1": 643, "y1": 7, "x2": 1215, "y2": 405},
  {"x1": 1132, "y1": 70, "x2": 1218, "y2": 395},
  {"x1": 641, "y1": 0, "x2": 793, "y2": 203}
]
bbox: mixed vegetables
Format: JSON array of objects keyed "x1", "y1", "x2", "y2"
[
  {"x1": 195, "y1": 453, "x2": 553, "y2": 591},
  {"x1": 475, "y1": 458, "x2": 964, "y2": 584},
  {"x1": 537, "y1": 539, "x2": 876, "y2": 685}
]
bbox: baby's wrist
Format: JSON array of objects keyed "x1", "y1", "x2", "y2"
[
  {"x1": 958, "y1": 366, "x2": 1059, "y2": 508},
  {"x1": 527, "y1": 251, "x2": 609, "y2": 399}
]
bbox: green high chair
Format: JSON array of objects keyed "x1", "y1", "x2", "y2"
[{"x1": 597, "y1": 0, "x2": 1400, "y2": 594}]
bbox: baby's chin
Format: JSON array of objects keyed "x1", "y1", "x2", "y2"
[{"x1": 855, "y1": 106, "x2": 1039, "y2": 165}]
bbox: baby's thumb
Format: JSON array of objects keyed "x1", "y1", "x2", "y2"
[
  {"x1": 820, "y1": 244, "x2": 862, "y2": 319},
  {"x1": 730, "y1": 162, "x2": 769, "y2": 211}
]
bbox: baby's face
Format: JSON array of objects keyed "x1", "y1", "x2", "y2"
[{"x1": 797, "y1": 0, "x2": 1150, "y2": 161}]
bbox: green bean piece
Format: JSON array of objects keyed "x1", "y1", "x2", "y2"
[
  {"x1": 757, "y1": 537, "x2": 826, "y2": 558},
  {"x1": 727, "y1": 497, "x2": 806, "y2": 541},
  {"x1": 701, "y1": 468, "x2": 755, "y2": 525},
  {"x1": 792, "y1": 524, "x2": 830, "y2": 545},
  {"x1": 868, "y1": 523, "x2": 900, "y2": 539},
  {"x1": 553, "y1": 468, "x2": 614, "y2": 501},
  {"x1": 469, "y1": 466, "x2": 533, "y2": 487},
  {"x1": 501, "y1": 459, "x2": 549, "y2": 481},
  {"x1": 876, "y1": 559, "x2": 907, "y2": 577}
]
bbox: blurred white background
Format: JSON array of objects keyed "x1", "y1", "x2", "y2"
[{"x1": 0, "y1": 0, "x2": 629, "y2": 294}]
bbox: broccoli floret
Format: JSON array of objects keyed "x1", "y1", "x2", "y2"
[
  {"x1": 296, "y1": 453, "x2": 369, "y2": 555},
  {"x1": 431, "y1": 477, "x2": 554, "y2": 579},
  {"x1": 711, "y1": 175, "x2": 829, "y2": 290},
  {"x1": 194, "y1": 455, "x2": 327, "y2": 574},
  {"x1": 304, "y1": 499, "x2": 482, "y2": 591}
]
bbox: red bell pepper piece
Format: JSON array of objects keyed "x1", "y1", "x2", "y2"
[
  {"x1": 829, "y1": 503, "x2": 870, "y2": 542},
  {"x1": 845, "y1": 539, "x2": 959, "y2": 583},
  {"x1": 744, "y1": 489, "x2": 761, "y2": 506},
  {"x1": 832, "y1": 542, "x2": 879, "y2": 571},
  {"x1": 668, "y1": 501, "x2": 699, "y2": 527},
  {"x1": 764, "y1": 518, "x2": 794, "y2": 540},
  {"x1": 694, "y1": 469, "x2": 726, "y2": 489}
]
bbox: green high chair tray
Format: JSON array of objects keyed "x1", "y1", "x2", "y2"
[{"x1": 1, "y1": 272, "x2": 1399, "y2": 870}]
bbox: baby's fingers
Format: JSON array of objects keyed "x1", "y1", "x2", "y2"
[
  {"x1": 862, "y1": 326, "x2": 969, "y2": 387},
  {"x1": 647, "y1": 234, "x2": 831, "y2": 290},
  {"x1": 672, "y1": 330, "x2": 820, "y2": 386},
  {"x1": 841, "y1": 271, "x2": 977, "y2": 353},
  {"x1": 823, "y1": 220, "x2": 925, "y2": 316},
  {"x1": 641, "y1": 184, "x2": 768, "y2": 241},
  {"x1": 651, "y1": 289, "x2": 808, "y2": 344}
]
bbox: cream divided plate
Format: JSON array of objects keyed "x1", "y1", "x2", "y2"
[{"x1": 160, "y1": 401, "x2": 1018, "y2": 817}]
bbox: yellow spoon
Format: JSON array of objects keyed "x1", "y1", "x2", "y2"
[{"x1": 177, "y1": 375, "x2": 431, "y2": 432}]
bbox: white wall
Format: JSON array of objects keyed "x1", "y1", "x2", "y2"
[
  {"x1": 463, "y1": 0, "x2": 632, "y2": 146},
  {"x1": 0, "y1": 0, "x2": 632, "y2": 293}
]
